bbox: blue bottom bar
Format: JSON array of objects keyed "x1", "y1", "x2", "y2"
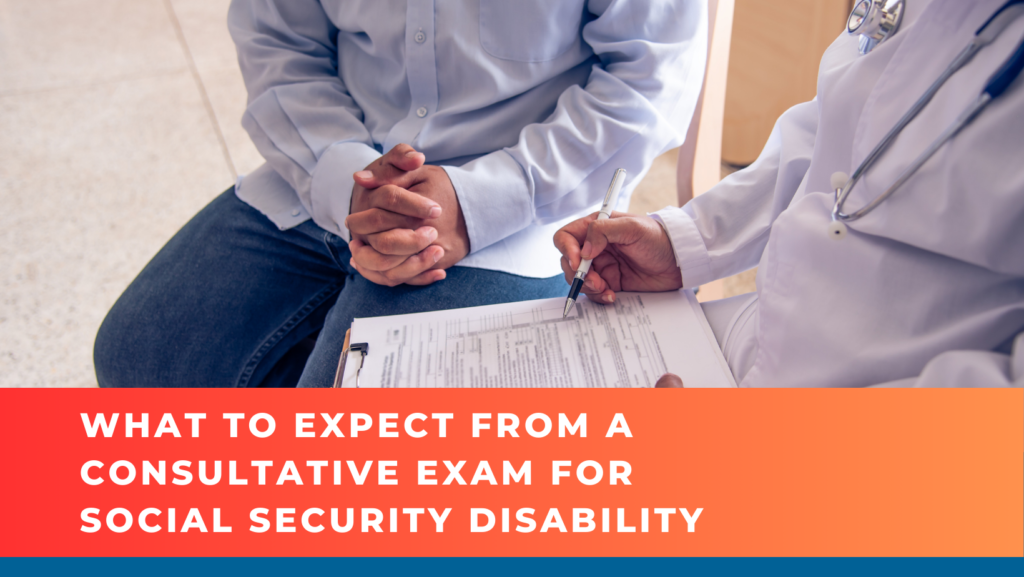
[{"x1": 2, "y1": 557, "x2": 1022, "y2": 576}]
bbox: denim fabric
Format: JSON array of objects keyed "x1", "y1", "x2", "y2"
[{"x1": 94, "y1": 188, "x2": 566, "y2": 388}]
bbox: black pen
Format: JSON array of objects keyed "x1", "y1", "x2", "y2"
[{"x1": 563, "y1": 168, "x2": 627, "y2": 318}]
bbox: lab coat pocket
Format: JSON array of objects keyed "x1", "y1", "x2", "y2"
[{"x1": 479, "y1": 0, "x2": 585, "y2": 62}]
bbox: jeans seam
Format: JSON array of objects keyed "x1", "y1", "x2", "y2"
[
  {"x1": 324, "y1": 231, "x2": 350, "y2": 271},
  {"x1": 235, "y1": 280, "x2": 343, "y2": 388}
]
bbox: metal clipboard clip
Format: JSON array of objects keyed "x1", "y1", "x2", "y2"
[{"x1": 332, "y1": 328, "x2": 369, "y2": 388}]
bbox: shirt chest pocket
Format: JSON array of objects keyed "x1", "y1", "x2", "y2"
[{"x1": 479, "y1": 0, "x2": 586, "y2": 62}]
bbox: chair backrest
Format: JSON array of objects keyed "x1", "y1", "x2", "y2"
[{"x1": 676, "y1": 0, "x2": 735, "y2": 206}]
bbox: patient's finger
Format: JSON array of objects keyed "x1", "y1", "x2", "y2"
[
  {"x1": 346, "y1": 208, "x2": 422, "y2": 236},
  {"x1": 365, "y1": 226, "x2": 437, "y2": 257},
  {"x1": 350, "y1": 246, "x2": 445, "y2": 287},
  {"x1": 351, "y1": 258, "x2": 446, "y2": 287},
  {"x1": 353, "y1": 145, "x2": 426, "y2": 189},
  {"x1": 383, "y1": 143, "x2": 426, "y2": 173},
  {"x1": 403, "y1": 268, "x2": 447, "y2": 286},
  {"x1": 378, "y1": 245, "x2": 444, "y2": 284},
  {"x1": 349, "y1": 239, "x2": 411, "y2": 272},
  {"x1": 368, "y1": 184, "x2": 441, "y2": 219}
]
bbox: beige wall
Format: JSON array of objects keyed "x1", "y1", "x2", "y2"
[{"x1": 722, "y1": 0, "x2": 852, "y2": 165}]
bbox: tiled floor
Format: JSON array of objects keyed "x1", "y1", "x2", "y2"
[
  {"x1": 0, "y1": 0, "x2": 753, "y2": 388},
  {"x1": 0, "y1": 0, "x2": 258, "y2": 387}
]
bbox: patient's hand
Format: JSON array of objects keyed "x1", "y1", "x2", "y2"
[
  {"x1": 346, "y1": 144, "x2": 469, "y2": 287},
  {"x1": 553, "y1": 212, "x2": 683, "y2": 303}
]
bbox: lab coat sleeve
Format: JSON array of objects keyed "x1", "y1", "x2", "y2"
[
  {"x1": 443, "y1": 0, "x2": 707, "y2": 254},
  {"x1": 869, "y1": 333, "x2": 1024, "y2": 388},
  {"x1": 228, "y1": 0, "x2": 381, "y2": 240},
  {"x1": 653, "y1": 99, "x2": 820, "y2": 288}
]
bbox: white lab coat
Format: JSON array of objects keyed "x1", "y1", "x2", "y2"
[{"x1": 655, "y1": 0, "x2": 1024, "y2": 387}]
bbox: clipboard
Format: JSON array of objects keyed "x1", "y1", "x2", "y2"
[
  {"x1": 331, "y1": 329, "x2": 352, "y2": 388},
  {"x1": 331, "y1": 291, "x2": 736, "y2": 389},
  {"x1": 332, "y1": 329, "x2": 370, "y2": 388}
]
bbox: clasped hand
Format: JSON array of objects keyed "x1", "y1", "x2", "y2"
[{"x1": 346, "y1": 144, "x2": 469, "y2": 287}]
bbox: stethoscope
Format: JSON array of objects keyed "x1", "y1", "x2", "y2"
[{"x1": 828, "y1": 0, "x2": 1024, "y2": 240}]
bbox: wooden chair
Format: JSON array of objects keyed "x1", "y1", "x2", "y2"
[
  {"x1": 676, "y1": 0, "x2": 735, "y2": 206},
  {"x1": 675, "y1": 0, "x2": 734, "y2": 300}
]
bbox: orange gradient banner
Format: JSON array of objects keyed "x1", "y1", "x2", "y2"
[{"x1": 0, "y1": 389, "x2": 1020, "y2": 557}]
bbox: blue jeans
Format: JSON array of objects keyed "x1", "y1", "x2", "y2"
[{"x1": 94, "y1": 188, "x2": 566, "y2": 388}]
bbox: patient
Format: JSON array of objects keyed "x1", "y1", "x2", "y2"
[
  {"x1": 93, "y1": 0, "x2": 708, "y2": 388},
  {"x1": 554, "y1": 0, "x2": 1024, "y2": 388}
]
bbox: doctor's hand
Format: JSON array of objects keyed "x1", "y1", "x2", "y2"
[
  {"x1": 553, "y1": 212, "x2": 682, "y2": 304},
  {"x1": 655, "y1": 373, "x2": 684, "y2": 388},
  {"x1": 346, "y1": 144, "x2": 470, "y2": 287}
]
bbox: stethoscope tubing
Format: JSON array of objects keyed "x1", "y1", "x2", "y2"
[{"x1": 832, "y1": 0, "x2": 1024, "y2": 225}]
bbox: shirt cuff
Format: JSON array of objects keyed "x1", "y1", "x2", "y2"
[
  {"x1": 442, "y1": 151, "x2": 533, "y2": 254},
  {"x1": 651, "y1": 206, "x2": 713, "y2": 289},
  {"x1": 309, "y1": 142, "x2": 381, "y2": 241}
]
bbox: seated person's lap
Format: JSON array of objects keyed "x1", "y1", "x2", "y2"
[{"x1": 94, "y1": 188, "x2": 565, "y2": 388}]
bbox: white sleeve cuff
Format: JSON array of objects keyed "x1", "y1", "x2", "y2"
[
  {"x1": 442, "y1": 151, "x2": 533, "y2": 254},
  {"x1": 651, "y1": 205, "x2": 713, "y2": 289},
  {"x1": 309, "y1": 142, "x2": 381, "y2": 241}
]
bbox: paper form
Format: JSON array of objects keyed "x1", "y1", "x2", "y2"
[{"x1": 341, "y1": 290, "x2": 736, "y2": 388}]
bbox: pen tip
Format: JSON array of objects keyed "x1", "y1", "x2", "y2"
[{"x1": 563, "y1": 298, "x2": 575, "y2": 319}]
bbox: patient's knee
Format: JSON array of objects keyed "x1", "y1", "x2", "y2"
[{"x1": 93, "y1": 298, "x2": 149, "y2": 388}]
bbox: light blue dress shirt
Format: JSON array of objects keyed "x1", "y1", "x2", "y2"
[{"x1": 228, "y1": 0, "x2": 707, "y2": 277}]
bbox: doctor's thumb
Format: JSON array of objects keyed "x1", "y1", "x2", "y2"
[
  {"x1": 655, "y1": 373, "x2": 683, "y2": 388},
  {"x1": 582, "y1": 215, "x2": 642, "y2": 259}
]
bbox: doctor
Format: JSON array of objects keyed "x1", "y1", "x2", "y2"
[{"x1": 555, "y1": 0, "x2": 1024, "y2": 387}]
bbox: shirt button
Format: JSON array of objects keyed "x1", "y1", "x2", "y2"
[
  {"x1": 416, "y1": 106, "x2": 428, "y2": 118},
  {"x1": 414, "y1": 31, "x2": 426, "y2": 43},
  {"x1": 291, "y1": 209, "x2": 300, "y2": 217}
]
